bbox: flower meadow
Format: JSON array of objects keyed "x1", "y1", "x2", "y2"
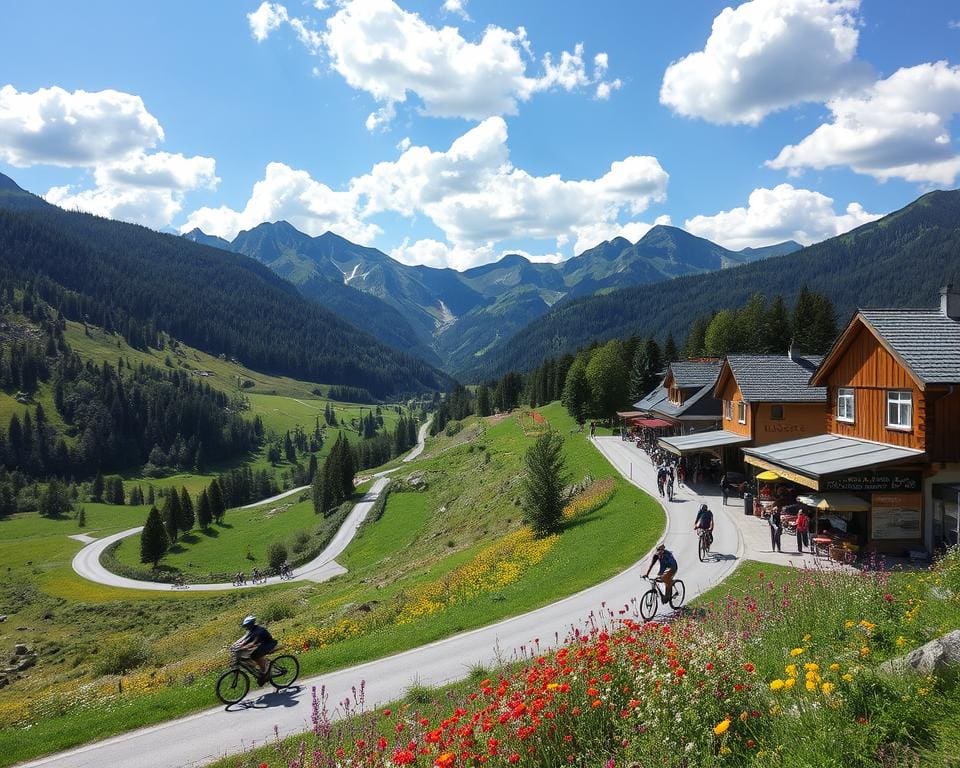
[{"x1": 225, "y1": 549, "x2": 960, "y2": 768}]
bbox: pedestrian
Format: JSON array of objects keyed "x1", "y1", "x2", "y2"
[
  {"x1": 796, "y1": 508, "x2": 810, "y2": 553},
  {"x1": 677, "y1": 462, "x2": 686, "y2": 488},
  {"x1": 666, "y1": 476, "x2": 674, "y2": 501},
  {"x1": 589, "y1": 421, "x2": 596, "y2": 437},
  {"x1": 769, "y1": 508, "x2": 783, "y2": 552}
]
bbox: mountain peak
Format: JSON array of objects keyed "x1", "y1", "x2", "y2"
[{"x1": 0, "y1": 172, "x2": 25, "y2": 193}]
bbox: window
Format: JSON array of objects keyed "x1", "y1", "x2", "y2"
[
  {"x1": 837, "y1": 388, "x2": 855, "y2": 423},
  {"x1": 737, "y1": 400, "x2": 746, "y2": 424},
  {"x1": 770, "y1": 404, "x2": 784, "y2": 421},
  {"x1": 886, "y1": 390, "x2": 912, "y2": 430},
  {"x1": 724, "y1": 400, "x2": 732, "y2": 420}
]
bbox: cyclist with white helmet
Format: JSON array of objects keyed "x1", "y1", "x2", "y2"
[{"x1": 234, "y1": 615, "x2": 277, "y2": 683}]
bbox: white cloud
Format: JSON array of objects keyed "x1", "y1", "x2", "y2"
[
  {"x1": 683, "y1": 184, "x2": 880, "y2": 250},
  {"x1": 254, "y1": 0, "x2": 620, "y2": 128},
  {"x1": 571, "y1": 215, "x2": 672, "y2": 255},
  {"x1": 183, "y1": 117, "x2": 668, "y2": 269},
  {"x1": 351, "y1": 116, "x2": 669, "y2": 248},
  {"x1": 181, "y1": 161, "x2": 379, "y2": 243},
  {"x1": 0, "y1": 85, "x2": 163, "y2": 167},
  {"x1": 768, "y1": 61, "x2": 960, "y2": 185},
  {"x1": 45, "y1": 152, "x2": 218, "y2": 230},
  {"x1": 442, "y1": 0, "x2": 470, "y2": 21},
  {"x1": 248, "y1": 2, "x2": 288, "y2": 42},
  {"x1": 660, "y1": 0, "x2": 871, "y2": 125}
]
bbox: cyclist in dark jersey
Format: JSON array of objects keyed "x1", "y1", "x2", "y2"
[
  {"x1": 235, "y1": 615, "x2": 277, "y2": 683},
  {"x1": 694, "y1": 503, "x2": 714, "y2": 547},
  {"x1": 644, "y1": 544, "x2": 678, "y2": 603}
]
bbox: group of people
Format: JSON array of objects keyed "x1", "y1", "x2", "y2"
[
  {"x1": 768, "y1": 507, "x2": 811, "y2": 553},
  {"x1": 278, "y1": 561, "x2": 293, "y2": 580},
  {"x1": 655, "y1": 461, "x2": 686, "y2": 500},
  {"x1": 643, "y1": 503, "x2": 715, "y2": 604}
]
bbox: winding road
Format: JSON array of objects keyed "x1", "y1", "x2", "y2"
[
  {"x1": 26, "y1": 432, "x2": 746, "y2": 768},
  {"x1": 70, "y1": 422, "x2": 431, "y2": 592}
]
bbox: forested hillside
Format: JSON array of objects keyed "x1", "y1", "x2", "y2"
[
  {"x1": 0, "y1": 176, "x2": 448, "y2": 398},
  {"x1": 465, "y1": 189, "x2": 960, "y2": 379}
]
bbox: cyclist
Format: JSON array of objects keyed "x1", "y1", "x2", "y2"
[
  {"x1": 644, "y1": 543, "x2": 678, "y2": 603},
  {"x1": 234, "y1": 615, "x2": 277, "y2": 683},
  {"x1": 694, "y1": 503, "x2": 714, "y2": 548}
]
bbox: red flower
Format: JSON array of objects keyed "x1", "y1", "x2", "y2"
[
  {"x1": 884, "y1": 593, "x2": 894, "y2": 602},
  {"x1": 383, "y1": 709, "x2": 393, "y2": 717},
  {"x1": 392, "y1": 749, "x2": 416, "y2": 765},
  {"x1": 508, "y1": 754, "x2": 520, "y2": 764},
  {"x1": 743, "y1": 663, "x2": 755, "y2": 673}
]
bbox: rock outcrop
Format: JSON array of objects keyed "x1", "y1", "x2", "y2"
[{"x1": 881, "y1": 630, "x2": 960, "y2": 677}]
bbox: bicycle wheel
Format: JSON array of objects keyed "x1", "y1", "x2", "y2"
[
  {"x1": 669, "y1": 580, "x2": 686, "y2": 609},
  {"x1": 216, "y1": 669, "x2": 250, "y2": 705},
  {"x1": 698, "y1": 535, "x2": 707, "y2": 562},
  {"x1": 638, "y1": 588, "x2": 659, "y2": 621},
  {"x1": 268, "y1": 655, "x2": 300, "y2": 689}
]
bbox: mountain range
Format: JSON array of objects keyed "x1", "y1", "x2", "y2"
[
  {"x1": 0, "y1": 172, "x2": 448, "y2": 398},
  {"x1": 462, "y1": 188, "x2": 960, "y2": 380},
  {"x1": 185, "y1": 221, "x2": 800, "y2": 372}
]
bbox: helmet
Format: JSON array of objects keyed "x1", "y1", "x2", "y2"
[
  {"x1": 699, "y1": 503, "x2": 708, "y2": 513},
  {"x1": 656, "y1": 543, "x2": 666, "y2": 552},
  {"x1": 240, "y1": 615, "x2": 256, "y2": 627}
]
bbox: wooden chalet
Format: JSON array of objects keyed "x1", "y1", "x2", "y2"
[
  {"x1": 742, "y1": 286, "x2": 960, "y2": 553},
  {"x1": 633, "y1": 360, "x2": 723, "y2": 434}
]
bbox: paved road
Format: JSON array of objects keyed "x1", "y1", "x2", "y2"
[
  {"x1": 25, "y1": 429, "x2": 741, "y2": 768},
  {"x1": 68, "y1": 422, "x2": 431, "y2": 593}
]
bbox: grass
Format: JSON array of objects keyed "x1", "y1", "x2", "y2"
[
  {"x1": 204, "y1": 550, "x2": 960, "y2": 768},
  {"x1": 0, "y1": 401, "x2": 666, "y2": 765}
]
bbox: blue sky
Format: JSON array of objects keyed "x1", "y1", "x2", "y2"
[{"x1": 1, "y1": 0, "x2": 959, "y2": 269}]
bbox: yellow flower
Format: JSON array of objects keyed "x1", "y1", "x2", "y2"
[
  {"x1": 804, "y1": 663, "x2": 819, "y2": 672},
  {"x1": 821, "y1": 682, "x2": 836, "y2": 695},
  {"x1": 783, "y1": 678, "x2": 796, "y2": 690},
  {"x1": 720, "y1": 746, "x2": 732, "y2": 756},
  {"x1": 785, "y1": 664, "x2": 798, "y2": 678},
  {"x1": 829, "y1": 663, "x2": 841, "y2": 672},
  {"x1": 770, "y1": 679, "x2": 785, "y2": 691},
  {"x1": 859, "y1": 646, "x2": 871, "y2": 657},
  {"x1": 805, "y1": 680, "x2": 817, "y2": 692},
  {"x1": 546, "y1": 683, "x2": 560, "y2": 690},
  {"x1": 842, "y1": 673, "x2": 854, "y2": 682},
  {"x1": 896, "y1": 636, "x2": 907, "y2": 648},
  {"x1": 805, "y1": 671, "x2": 821, "y2": 684},
  {"x1": 790, "y1": 647, "x2": 805, "y2": 657},
  {"x1": 714, "y1": 718, "x2": 731, "y2": 735},
  {"x1": 802, "y1": 633, "x2": 812, "y2": 642},
  {"x1": 844, "y1": 620, "x2": 855, "y2": 629}
]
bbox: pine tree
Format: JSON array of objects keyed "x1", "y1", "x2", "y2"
[
  {"x1": 312, "y1": 462, "x2": 333, "y2": 516},
  {"x1": 684, "y1": 316, "x2": 710, "y2": 359},
  {"x1": 208, "y1": 479, "x2": 226, "y2": 524},
  {"x1": 284, "y1": 431, "x2": 296, "y2": 463},
  {"x1": 307, "y1": 453, "x2": 318, "y2": 484},
  {"x1": 179, "y1": 487, "x2": 195, "y2": 532},
  {"x1": 197, "y1": 488, "x2": 213, "y2": 530},
  {"x1": 162, "y1": 490, "x2": 181, "y2": 542},
  {"x1": 476, "y1": 385, "x2": 492, "y2": 417},
  {"x1": 561, "y1": 357, "x2": 591, "y2": 422},
  {"x1": 763, "y1": 295, "x2": 792, "y2": 354},
  {"x1": 520, "y1": 430, "x2": 569, "y2": 537},
  {"x1": 630, "y1": 337, "x2": 663, "y2": 402},
  {"x1": 140, "y1": 506, "x2": 169, "y2": 567},
  {"x1": 146, "y1": 484, "x2": 155, "y2": 505},
  {"x1": 77, "y1": 506, "x2": 86, "y2": 528},
  {"x1": 91, "y1": 472, "x2": 104, "y2": 503},
  {"x1": 663, "y1": 333, "x2": 679, "y2": 363}
]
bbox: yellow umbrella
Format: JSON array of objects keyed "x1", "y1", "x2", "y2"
[{"x1": 756, "y1": 470, "x2": 780, "y2": 481}]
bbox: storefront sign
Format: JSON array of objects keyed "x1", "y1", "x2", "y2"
[
  {"x1": 871, "y1": 493, "x2": 922, "y2": 540},
  {"x1": 762, "y1": 423, "x2": 807, "y2": 434},
  {"x1": 822, "y1": 471, "x2": 921, "y2": 493}
]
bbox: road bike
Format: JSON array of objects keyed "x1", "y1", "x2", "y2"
[
  {"x1": 697, "y1": 528, "x2": 713, "y2": 562},
  {"x1": 215, "y1": 647, "x2": 300, "y2": 705},
  {"x1": 638, "y1": 576, "x2": 685, "y2": 620}
]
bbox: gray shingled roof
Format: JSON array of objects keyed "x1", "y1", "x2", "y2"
[
  {"x1": 669, "y1": 360, "x2": 721, "y2": 389},
  {"x1": 860, "y1": 309, "x2": 960, "y2": 384},
  {"x1": 634, "y1": 385, "x2": 669, "y2": 412},
  {"x1": 634, "y1": 381, "x2": 722, "y2": 420},
  {"x1": 725, "y1": 354, "x2": 826, "y2": 403}
]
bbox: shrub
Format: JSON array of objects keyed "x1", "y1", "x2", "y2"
[
  {"x1": 290, "y1": 530, "x2": 311, "y2": 554},
  {"x1": 267, "y1": 542, "x2": 288, "y2": 571},
  {"x1": 93, "y1": 635, "x2": 152, "y2": 676},
  {"x1": 261, "y1": 598, "x2": 296, "y2": 624},
  {"x1": 444, "y1": 420, "x2": 462, "y2": 436}
]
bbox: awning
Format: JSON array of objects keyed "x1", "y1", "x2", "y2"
[
  {"x1": 615, "y1": 411, "x2": 647, "y2": 419},
  {"x1": 743, "y1": 434, "x2": 924, "y2": 489},
  {"x1": 796, "y1": 492, "x2": 870, "y2": 512},
  {"x1": 631, "y1": 417, "x2": 674, "y2": 429},
  {"x1": 658, "y1": 429, "x2": 750, "y2": 456},
  {"x1": 756, "y1": 470, "x2": 780, "y2": 481}
]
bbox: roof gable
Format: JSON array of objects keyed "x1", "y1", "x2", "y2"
[{"x1": 722, "y1": 354, "x2": 827, "y2": 403}]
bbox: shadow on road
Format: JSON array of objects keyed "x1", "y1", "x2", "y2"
[
  {"x1": 709, "y1": 552, "x2": 738, "y2": 562},
  {"x1": 233, "y1": 686, "x2": 305, "y2": 712}
]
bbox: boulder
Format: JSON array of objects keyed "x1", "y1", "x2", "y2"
[
  {"x1": 0, "y1": 614, "x2": 7, "y2": 622},
  {"x1": 405, "y1": 471, "x2": 427, "y2": 490},
  {"x1": 13, "y1": 643, "x2": 28, "y2": 656},
  {"x1": 881, "y1": 630, "x2": 960, "y2": 677}
]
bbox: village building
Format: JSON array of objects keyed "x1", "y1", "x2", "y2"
[
  {"x1": 631, "y1": 360, "x2": 723, "y2": 435},
  {"x1": 742, "y1": 286, "x2": 960, "y2": 555}
]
